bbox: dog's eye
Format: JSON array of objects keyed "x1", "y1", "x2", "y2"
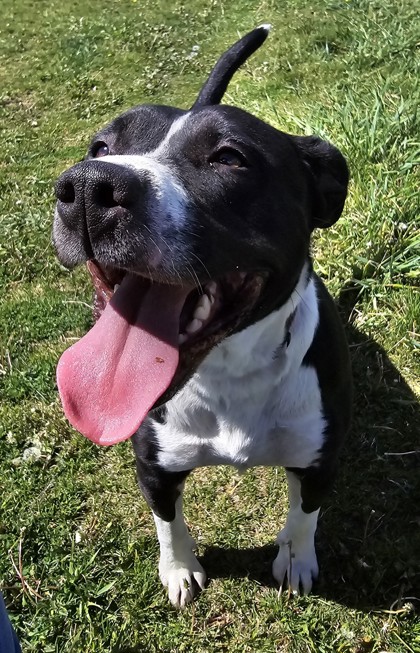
[
  {"x1": 211, "y1": 148, "x2": 246, "y2": 168},
  {"x1": 92, "y1": 142, "x2": 110, "y2": 158}
]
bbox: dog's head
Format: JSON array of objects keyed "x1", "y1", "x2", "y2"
[{"x1": 53, "y1": 25, "x2": 349, "y2": 446}]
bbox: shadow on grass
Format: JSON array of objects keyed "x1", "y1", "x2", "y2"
[
  {"x1": 200, "y1": 287, "x2": 420, "y2": 611},
  {"x1": 116, "y1": 644, "x2": 156, "y2": 653},
  {"x1": 318, "y1": 288, "x2": 419, "y2": 610}
]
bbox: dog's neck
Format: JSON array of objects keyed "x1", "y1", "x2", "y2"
[{"x1": 199, "y1": 262, "x2": 315, "y2": 379}]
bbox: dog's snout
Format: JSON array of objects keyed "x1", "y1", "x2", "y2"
[
  {"x1": 56, "y1": 178, "x2": 76, "y2": 204},
  {"x1": 91, "y1": 180, "x2": 119, "y2": 209},
  {"x1": 55, "y1": 161, "x2": 143, "y2": 234}
]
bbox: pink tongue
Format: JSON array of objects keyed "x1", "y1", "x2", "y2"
[{"x1": 57, "y1": 275, "x2": 189, "y2": 446}]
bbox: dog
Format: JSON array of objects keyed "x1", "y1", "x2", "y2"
[{"x1": 53, "y1": 25, "x2": 352, "y2": 608}]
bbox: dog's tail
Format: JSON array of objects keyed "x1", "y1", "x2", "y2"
[{"x1": 192, "y1": 24, "x2": 271, "y2": 109}]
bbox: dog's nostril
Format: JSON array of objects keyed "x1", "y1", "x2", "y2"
[
  {"x1": 92, "y1": 181, "x2": 118, "y2": 209},
  {"x1": 60, "y1": 181, "x2": 76, "y2": 203}
]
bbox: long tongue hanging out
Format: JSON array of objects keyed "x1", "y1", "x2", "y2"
[{"x1": 57, "y1": 275, "x2": 189, "y2": 446}]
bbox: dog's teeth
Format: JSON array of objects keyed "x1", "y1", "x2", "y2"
[
  {"x1": 206, "y1": 281, "x2": 217, "y2": 296},
  {"x1": 178, "y1": 333, "x2": 188, "y2": 345},
  {"x1": 193, "y1": 294, "x2": 211, "y2": 321},
  {"x1": 114, "y1": 284, "x2": 120, "y2": 292},
  {"x1": 185, "y1": 318, "x2": 203, "y2": 334}
]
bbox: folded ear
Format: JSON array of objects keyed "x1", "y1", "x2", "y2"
[{"x1": 293, "y1": 135, "x2": 349, "y2": 229}]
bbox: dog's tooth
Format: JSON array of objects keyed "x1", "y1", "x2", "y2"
[
  {"x1": 185, "y1": 318, "x2": 202, "y2": 334},
  {"x1": 114, "y1": 284, "x2": 120, "y2": 292},
  {"x1": 178, "y1": 333, "x2": 188, "y2": 345},
  {"x1": 206, "y1": 281, "x2": 217, "y2": 296},
  {"x1": 193, "y1": 294, "x2": 211, "y2": 320}
]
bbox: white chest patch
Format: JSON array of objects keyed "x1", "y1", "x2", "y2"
[{"x1": 155, "y1": 271, "x2": 326, "y2": 473}]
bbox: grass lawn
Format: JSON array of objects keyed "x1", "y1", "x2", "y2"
[{"x1": 0, "y1": 0, "x2": 419, "y2": 651}]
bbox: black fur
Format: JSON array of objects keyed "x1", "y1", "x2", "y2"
[
  {"x1": 132, "y1": 421, "x2": 190, "y2": 522},
  {"x1": 193, "y1": 25, "x2": 270, "y2": 108}
]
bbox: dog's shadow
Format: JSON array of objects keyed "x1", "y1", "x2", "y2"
[{"x1": 201, "y1": 285, "x2": 420, "y2": 610}]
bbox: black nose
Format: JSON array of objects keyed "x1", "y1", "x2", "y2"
[{"x1": 55, "y1": 160, "x2": 143, "y2": 237}]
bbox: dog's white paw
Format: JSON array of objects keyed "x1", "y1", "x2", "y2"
[
  {"x1": 159, "y1": 555, "x2": 207, "y2": 608},
  {"x1": 272, "y1": 535, "x2": 319, "y2": 596}
]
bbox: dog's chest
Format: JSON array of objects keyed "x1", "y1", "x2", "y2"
[{"x1": 154, "y1": 277, "x2": 326, "y2": 472}]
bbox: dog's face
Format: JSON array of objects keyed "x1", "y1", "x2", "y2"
[
  {"x1": 55, "y1": 104, "x2": 310, "y2": 279},
  {"x1": 53, "y1": 27, "x2": 348, "y2": 446}
]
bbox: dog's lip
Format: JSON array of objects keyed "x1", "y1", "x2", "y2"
[
  {"x1": 87, "y1": 260, "x2": 119, "y2": 305},
  {"x1": 87, "y1": 260, "x2": 127, "y2": 290},
  {"x1": 87, "y1": 259, "x2": 267, "y2": 348},
  {"x1": 87, "y1": 259, "x2": 195, "y2": 294}
]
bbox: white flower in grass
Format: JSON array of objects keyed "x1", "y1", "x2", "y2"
[
  {"x1": 22, "y1": 446, "x2": 42, "y2": 462},
  {"x1": 186, "y1": 45, "x2": 200, "y2": 60}
]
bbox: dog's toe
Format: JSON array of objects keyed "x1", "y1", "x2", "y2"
[
  {"x1": 159, "y1": 557, "x2": 207, "y2": 608},
  {"x1": 272, "y1": 541, "x2": 318, "y2": 596}
]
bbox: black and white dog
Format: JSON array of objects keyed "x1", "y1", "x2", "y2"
[{"x1": 53, "y1": 25, "x2": 352, "y2": 608}]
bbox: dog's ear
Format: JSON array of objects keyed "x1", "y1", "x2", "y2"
[
  {"x1": 192, "y1": 25, "x2": 270, "y2": 109},
  {"x1": 293, "y1": 136, "x2": 349, "y2": 229}
]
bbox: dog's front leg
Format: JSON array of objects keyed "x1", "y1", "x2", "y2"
[
  {"x1": 132, "y1": 430, "x2": 206, "y2": 607},
  {"x1": 152, "y1": 487, "x2": 206, "y2": 608},
  {"x1": 272, "y1": 467, "x2": 333, "y2": 595}
]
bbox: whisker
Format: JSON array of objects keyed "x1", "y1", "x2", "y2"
[
  {"x1": 190, "y1": 252, "x2": 212, "y2": 280},
  {"x1": 185, "y1": 262, "x2": 203, "y2": 293}
]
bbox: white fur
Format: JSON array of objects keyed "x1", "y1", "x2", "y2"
[
  {"x1": 152, "y1": 113, "x2": 191, "y2": 157},
  {"x1": 153, "y1": 493, "x2": 206, "y2": 608},
  {"x1": 258, "y1": 23, "x2": 272, "y2": 32},
  {"x1": 155, "y1": 266, "x2": 324, "y2": 473},
  {"x1": 98, "y1": 154, "x2": 188, "y2": 226},
  {"x1": 97, "y1": 114, "x2": 191, "y2": 228},
  {"x1": 272, "y1": 470, "x2": 320, "y2": 595}
]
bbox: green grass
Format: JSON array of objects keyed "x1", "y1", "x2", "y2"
[{"x1": 0, "y1": 0, "x2": 419, "y2": 651}]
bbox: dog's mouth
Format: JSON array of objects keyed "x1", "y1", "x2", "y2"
[{"x1": 57, "y1": 260, "x2": 266, "y2": 446}]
